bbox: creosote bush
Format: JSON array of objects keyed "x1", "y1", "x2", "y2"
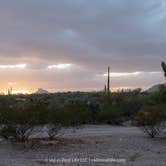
[
  {"x1": 47, "y1": 123, "x2": 61, "y2": 140},
  {"x1": 97, "y1": 106, "x2": 124, "y2": 125},
  {"x1": 0, "y1": 125, "x2": 17, "y2": 140},
  {"x1": 0, "y1": 124, "x2": 34, "y2": 142},
  {"x1": 136, "y1": 105, "x2": 166, "y2": 138}
]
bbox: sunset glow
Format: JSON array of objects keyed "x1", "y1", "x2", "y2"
[
  {"x1": 0, "y1": 0, "x2": 165, "y2": 92},
  {"x1": 0, "y1": 1, "x2": 165, "y2": 163},
  {"x1": 12, "y1": 89, "x2": 31, "y2": 94}
]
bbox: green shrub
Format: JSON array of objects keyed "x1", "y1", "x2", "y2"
[
  {"x1": 97, "y1": 106, "x2": 124, "y2": 125},
  {"x1": 0, "y1": 124, "x2": 34, "y2": 142},
  {"x1": 150, "y1": 87, "x2": 166, "y2": 104},
  {"x1": 0, "y1": 91, "x2": 144, "y2": 128},
  {"x1": 136, "y1": 105, "x2": 166, "y2": 138},
  {"x1": 0, "y1": 125, "x2": 17, "y2": 140},
  {"x1": 54, "y1": 104, "x2": 93, "y2": 126},
  {"x1": 15, "y1": 124, "x2": 34, "y2": 142}
]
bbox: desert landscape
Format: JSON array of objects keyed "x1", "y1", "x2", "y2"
[
  {"x1": 0, "y1": 1, "x2": 166, "y2": 165},
  {"x1": 0, "y1": 125, "x2": 166, "y2": 166}
]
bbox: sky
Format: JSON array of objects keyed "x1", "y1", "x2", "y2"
[{"x1": 0, "y1": 0, "x2": 166, "y2": 94}]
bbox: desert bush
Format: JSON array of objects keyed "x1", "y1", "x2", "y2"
[
  {"x1": 117, "y1": 98, "x2": 142, "y2": 119},
  {"x1": 136, "y1": 105, "x2": 166, "y2": 138},
  {"x1": 15, "y1": 124, "x2": 34, "y2": 142},
  {"x1": 150, "y1": 87, "x2": 166, "y2": 104},
  {"x1": 47, "y1": 123, "x2": 61, "y2": 140},
  {"x1": 97, "y1": 106, "x2": 124, "y2": 125},
  {"x1": 0, "y1": 124, "x2": 34, "y2": 142},
  {"x1": 54, "y1": 104, "x2": 93, "y2": 126},
  {"x1": 0, "y1": 96, "x2": 16, "y2": 124},
  {"x1": 97, "y1": 94, "x2": 142, "y2": 125},
  {"x1": 0, "y1": 125, "x2": 17, "y2": 140}
]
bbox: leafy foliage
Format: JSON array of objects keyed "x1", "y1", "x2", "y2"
[{"x1": 136, "y1": 105, "x2": 166, "y2": 138}]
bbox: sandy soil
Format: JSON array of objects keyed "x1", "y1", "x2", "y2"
[{"x1": 0, "y1": 125, "x2": 166, "y2": 166}]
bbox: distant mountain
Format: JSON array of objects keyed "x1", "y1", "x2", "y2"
[
  {"x1": 146, "y1": 84, "x2": 166, "y2": 93},
  {"x1": 35, "y1": 88, "x2": 49, "y2": 94}
]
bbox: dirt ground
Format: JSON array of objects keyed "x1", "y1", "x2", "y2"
[{"x1": 0, "y1": 125, "x2": 166, "y2": 166}]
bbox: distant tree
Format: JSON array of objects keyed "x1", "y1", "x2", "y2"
[{"x1": 161, "y1": 61, "x2": 166, "y2": 77}]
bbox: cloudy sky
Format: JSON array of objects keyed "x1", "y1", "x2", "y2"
[{"x1": 0, "y1": 0, "x2": 165, "y2": 93}]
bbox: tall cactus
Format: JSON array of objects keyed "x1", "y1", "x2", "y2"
[
  {"x1": 107, "y1": 66, "x2": 110, "y2": 94},
  {"x1": 104, "y1": 84, "x2": 107, "y2": 94},
  {"x1": 161, "y1": 61, "x2": 166, "y2": 77}
]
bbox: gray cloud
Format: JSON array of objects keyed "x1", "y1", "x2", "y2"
[{"x1": 0, "y1": 0, "x2": 165, "y2": 92}]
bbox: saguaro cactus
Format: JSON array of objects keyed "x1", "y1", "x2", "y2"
[
  {"x1": 161, "y1": 61, "x2": 166, "y2": 77},
  {"x1": 8, "y1": 87, "x2": 12, "y2": 95},
  {"x1": 104, "y1": 84, "x2": 107, "y2": 94},
  {"x1": 107, "y1": 66, "x2": 110, "y2": 94}
]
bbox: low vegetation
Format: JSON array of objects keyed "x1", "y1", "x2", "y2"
[
  {"x1": 0, "y1": 87, "x2": 166, "y2": 140},
  {"x1": 0, "y1": 124, "x2": 34, "y2": 142},
  {"x1": 136, "y1": 105, "x2": 166, "y2": 138},
  {"x1": 47, "y1": 123, "x2": 61, "y2": 140}
]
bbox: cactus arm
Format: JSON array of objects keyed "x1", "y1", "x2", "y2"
[{"x1": 161, "y1": 61, "x2": 166, "y2": 77}]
